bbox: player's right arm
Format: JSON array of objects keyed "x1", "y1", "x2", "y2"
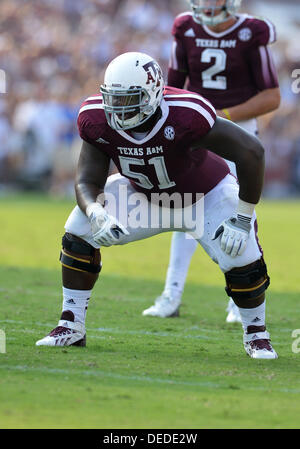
[
  {"x1": 168, "y1": 36, "x2": 188, "y2": 88},
  {"x1": 75, "y1": 140, "x2": 110, "y2": 214},
  {"x1": 168, "y1": 15, "x2": 189, "y2": 89},
  {"x1": 76, "y1": 104, "x2": 127, "y2": 245},
  {"x1": 75, "y1": 140, "x2": 128, "y2": 246}
]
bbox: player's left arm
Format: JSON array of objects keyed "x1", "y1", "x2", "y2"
[
  {"x1": 217, "y1": 86, "x2": 280, "y2": 122},
  {"x1": 217, "y1": 31, "x2": 281, "y2": 122},
  {"x1": 193, "y1": 117, "x2": 266, "y2": 256},
  {"x1": 192, "y1": 117, "x2": 265, "y2": 205}
]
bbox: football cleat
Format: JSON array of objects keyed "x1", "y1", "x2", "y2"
[
  {"x1": 142, "y1": 293, "x2": 181, "y2": 318},
  {"x1": 226, "y1": 298, "x2": 242, "y2": 324},
  {"x1": 35, "y1": 311, "x2": 86, "y2": 347},
  {"x1": 243, "y1": 326, "x2": 278, "y2": 359}
]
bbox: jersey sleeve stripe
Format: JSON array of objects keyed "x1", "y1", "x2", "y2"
[
  {"x1": 85, "y1": 95, "x2": 103, "y2": 101},
  {"x1": 266, "y1": 47, "x2": 279, "y2": 86},
  {"x1": 169, "y1": 41, "x2": 179, "y2": 70},
  {"x1": 78, "y1": 104, "x2": 104, "y2": 116},
  {"x1": 167, "y1": 100, "x2": 215, "y2": 128},
  {"x1": 263, "y1": 18, "x2": 276, "y2": 44},
  {"x1": 175, "y1": 12, "x2": 193, "y2": 20},
  {"x1": 165, "y1": 94, "x2": 216, "y2": 115},
  {"x1": 259, "y1": 46, "x2": 273, "y2": 87}
]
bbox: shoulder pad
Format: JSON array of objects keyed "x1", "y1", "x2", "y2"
[
  {"x1": 172, "y1": 12, "x2": 194, "y2": 37},
  {"x1": 77, "y1": 96, "x2": 107, "y2": 144},
  {"x1": 243, "y1": 15, "x2": 277, "y2": 46}
]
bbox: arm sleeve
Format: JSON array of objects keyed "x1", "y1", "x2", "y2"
[
  {"x1": 249, "y1": 45, "x2": 279, "y2": 90},
  {"x1": 256, "y1": 18, "x2": 277, "y2": 46},
  {"x1": 168, "y1": 37, "x2": 188, "y2": 88},
  {"x1": 186, "y1": 99, "x2": 217, "y2": 145},
  {"x1": 167, "y1": 68, "x2": 187, "y2": 89},
  {"x1": 248, "y1": 18, "x2": 279, "y2": 90},
  {"x1": 168, "y1": 37, "x2": 188, "y2": 72},
  {"x1": 77, "y1": 112, "x2": 100, "y2": 145}
]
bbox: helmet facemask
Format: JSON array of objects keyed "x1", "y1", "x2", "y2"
[
  {"x1": 190, "y1": 0, "x2": 241, "y2": 27},
  {"x1": 101, "y1": 86, "x2": 153, "y2": 131}
]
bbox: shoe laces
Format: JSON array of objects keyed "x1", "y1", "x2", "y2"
[
  {"x1": 249, "y1": 339, "x2": 273, "y2": 351},
  {"x1": 49, "y1": 326, "x2": 73, "y2": 337}
]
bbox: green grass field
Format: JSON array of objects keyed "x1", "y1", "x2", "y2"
[{"x1": 0, "y1": 194, "x2": 300, "y2": 429}]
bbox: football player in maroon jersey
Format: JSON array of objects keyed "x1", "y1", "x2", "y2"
[
  {"x1": 36, "y1": 52, "x2": 277, "y2": 358},
  {"x1": 143, "y1": 0, "x2": 280, "y2": 322}
]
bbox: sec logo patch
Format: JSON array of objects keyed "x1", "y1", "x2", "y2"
[
  {"x1": 238, "y1": 28, "x2": 252, "y2": 42},
  {"x1": 164, "y1": 126, "x2": 175, "y2": 140}
]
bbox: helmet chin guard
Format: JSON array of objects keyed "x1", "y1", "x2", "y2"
[
  {"x1": 190, "y1": 0, "x2": 242, "y2": 27},
  {"x1": 100, "y1": 52, "x2": 164, "y2": 131}
]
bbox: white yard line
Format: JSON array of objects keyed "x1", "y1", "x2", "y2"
[
  {"x1": 0, "y1": 364, "x2": 222, "y2": 388},
  {"x1": 0, "y1": 319, "x2": 225, "y2": 340},
  {"x1": 0, "y1": 318, "x2": 290, "y2": 344},
  {"x1": 0, "y1": 363, "x2": 298, "y2": 394}
]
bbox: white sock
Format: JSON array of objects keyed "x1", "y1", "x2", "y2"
[
  {"x1": 238, "y1": 302, "x2": 266, "y2": 333},
  {"x1": 62, "y1": 287, "x2": 92, "y2": 325},
  {"x1": 163, "y1": 232, "x2": 198, "y2": 298}
]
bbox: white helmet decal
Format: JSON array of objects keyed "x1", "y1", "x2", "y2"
[{"x1": 143, "y1": 60, "x2": 163, "y2": 86}]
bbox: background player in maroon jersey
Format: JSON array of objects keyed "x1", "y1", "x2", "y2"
[
  {"x1": 35, "y1": 52, "x2": 277, "y2": 359},
  {"x1": 143, "y1": 0, "x2": 281, "y2": 322}
]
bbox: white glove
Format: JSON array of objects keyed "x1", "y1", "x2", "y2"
[
  {"x1": 86, "y1": 202, "x2": 129, "y2": 247},
  {"x1": 212, "y1": 216, "x2": 251, "y2": 257}
]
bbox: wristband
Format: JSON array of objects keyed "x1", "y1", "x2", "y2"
[
  {"x1": 237, "y1": 199, "x2": 255, "y2": 223},
  {"x1": 222, "y1": 108, "x2": 232, "y2": 121}
]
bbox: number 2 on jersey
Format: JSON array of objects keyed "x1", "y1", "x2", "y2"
[{"x1": 201, "y1": 48, "x2": 227, "y2": 90}]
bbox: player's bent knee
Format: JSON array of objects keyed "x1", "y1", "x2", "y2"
[
  {"x1": 60, "y1": 233, "x2": 102, "y2": 274},
  {"x1": 224, "y1": 258, "x2": 270, "y2": 308}
]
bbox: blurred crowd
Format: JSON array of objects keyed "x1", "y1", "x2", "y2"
[{"x1": 0, "y1": 0, "x2": 299, "y2": 197}]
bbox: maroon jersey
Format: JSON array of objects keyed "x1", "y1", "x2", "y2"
[
  {"x1": 77, "y1": 86, "x2": 229, "y2": 202},
  {"x1": 168, "y1": 13, "x2": 279, "y2": 109}
]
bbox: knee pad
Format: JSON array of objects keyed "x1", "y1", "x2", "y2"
[
  {"x1": 60, "y1": 233, "x2": 102, "y2": 274},
  {"x1": 224, "y1": 258, "x2": 270, "y2": 301}
]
